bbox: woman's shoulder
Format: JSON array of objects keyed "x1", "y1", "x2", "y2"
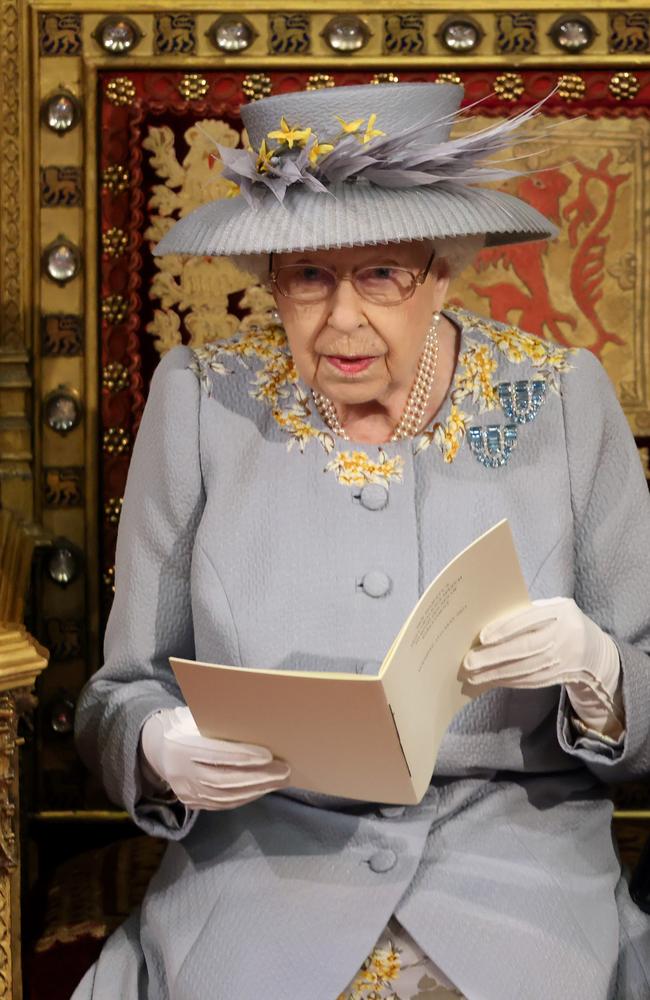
[
  {"x1": 152, "y1": 341, "x2": 196, "y2": 373},
  {"x1": 439, "y1": 305, "x2": 576, "y2": 427},
  {"x1": 180, "y1": 313, "x2": 294, "y2": 403},
  {"x1": 451, "y1": 306, "x2": 615, "y2": 402},
  {"x1": 145, "y1": 343, "x2": 202, "y2": 414},
  {"x1": 450, "y1": 306, "x2": 577, "y2": 382},
  {"x1": 420, "y1": 306, "x2": 595, "y2": 467}
]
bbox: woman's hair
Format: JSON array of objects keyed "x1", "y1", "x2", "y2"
[
  {"x1": 229, "y1": 234, "x2": 485, "y2": 287},
  {"x1": 424, "y1": 235, "x2": 485, "y2": 278}
]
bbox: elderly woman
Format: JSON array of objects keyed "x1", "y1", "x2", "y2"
[{"x1": 72, "y1": 83, "x2": 650, "y2": 1000}]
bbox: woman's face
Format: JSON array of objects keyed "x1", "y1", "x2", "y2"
[{"x1": 269, "y1": 241, "x2": 450, "y2": 408}]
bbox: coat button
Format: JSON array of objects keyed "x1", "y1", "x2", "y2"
[
  {"x1": 359, "y1": 484, "x2": 389, "y2": 511},
  {"x1": 369, "y1": 849, "x2": 397, "y2": 873},
  {"x1": 359, "y1": 570, "x2": 392, "y2": 598},
  {"x1": 356, "y1": 660, "x2": 380, "y2": 675},
  {"x1": 378, "y1": 806, "x2": 405, "y2": 818}
]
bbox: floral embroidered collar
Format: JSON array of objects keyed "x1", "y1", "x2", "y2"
[{"x1": 187, "y1": 307, "x2": 575, "y2": 489}]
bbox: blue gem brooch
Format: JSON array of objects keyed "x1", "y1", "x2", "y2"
[
  {"x1": 497, "y1": 379, "x2": 547, "y2": 424},
  {"x1": 468, "y1": 379, "x2": 547, "y2": 469}
]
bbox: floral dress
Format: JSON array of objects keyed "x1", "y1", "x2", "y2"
[{"x1": 337, "y1": 917, "x2": 466, "y2": 999}]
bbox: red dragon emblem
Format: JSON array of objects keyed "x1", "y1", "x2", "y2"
[{"x1": 466, "y1": 152, "x2": 630, "y2": 355}]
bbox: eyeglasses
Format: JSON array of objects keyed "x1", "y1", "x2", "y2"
[{"x1": 268, "y1": 250, "x2": 436, "y2": 306}]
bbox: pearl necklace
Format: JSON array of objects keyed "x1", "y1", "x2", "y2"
[{"x1": 312, "y1": 311, "x2": 441, "y2": 442}]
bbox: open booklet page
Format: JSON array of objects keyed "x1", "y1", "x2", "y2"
[{"x1": 170, "y1": 519, "x2": 530, "y2": 805}]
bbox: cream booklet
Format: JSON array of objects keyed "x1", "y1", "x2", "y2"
[{"x1": 170, "y1": 519, "x2": 530, "y2": 805}]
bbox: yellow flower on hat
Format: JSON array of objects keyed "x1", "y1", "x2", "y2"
[
  {"x1": 267, "y1": 116, "x2": 312, "y2": 149},
  {"x1": 308, "y1": 140, "x2": 335, "y2": 165},
  {"x1": 335, "y1": 114, "x2": 365, "y2": 135},
  {"x1": 255, "y1": 139, "x2": 275, "y2": 174},
  {"x1": 361, "y1": 113, "x2": 385, "y2": 145}
]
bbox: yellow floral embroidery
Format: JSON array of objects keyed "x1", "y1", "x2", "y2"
[
  {"x1": 272, "y1": 386, "x2": 335, "y2": 454},
  {"x1": 434, "y1": 406, "x2": 470, "y2": 464},
  {"x1": 434, "y1": 406, "x2": 471, "y2": 463},
  {"x1": 187, "y1": 317, "x2": 391, "y2": 486},
  {"x1": 451, "y1": 308, "x2": 574, "y2": 392},
  {"x1": 492, "y1": 326, "x2": 549, "y2": 364},
  {"x1": 413, "y1": 404, "x2": 470, "y2": 464},
  {"x1": 188, "y1": 307, "x2": 576, "y2": 485},
  {"x1": 324, "y1": 449, "x2": 404, "y2": 488},
  {"x1": 452, "y1": 341, "x2": 499, "y2": 413},
  {"x1": 411, "y1": 308, "x2": 575, "y2": 465},
  {"x1": 546, "y1": 347, "x2": 573, "y2": 370},
  {"x1": 250, "y1": 352, "x2": 298, "y2": 404}
]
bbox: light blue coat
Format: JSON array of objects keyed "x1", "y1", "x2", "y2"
[{"x1": 73, "y1": 308, "x2": 650, "y2": 1000}]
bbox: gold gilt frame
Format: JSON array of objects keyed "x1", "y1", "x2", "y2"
[{"x1": 1, "y1": 2, "x2": 649, "y2": 833}]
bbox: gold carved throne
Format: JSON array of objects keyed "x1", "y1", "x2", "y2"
[
  {"x1": 1, "y1": 2, "x2": 650, "y2": 996},
  {"x1": 0, "y1": 511, "x2": 49, "y2": 999}
]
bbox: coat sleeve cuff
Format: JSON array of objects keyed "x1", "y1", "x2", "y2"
[
  {"x1": 76, "y1": 685, "x2": 200, "y2": 841},
  {"x1": 560, "y1": 705, "x2": 626, "y2": 759},
  {"x1": 130, "y1": 703, "x2": 200, "y2": 839},
  {"x1": 556, "y1": 637, "x2": 650, "y2": 778}
]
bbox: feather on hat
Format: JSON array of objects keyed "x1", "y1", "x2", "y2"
[{"x1": 152, "y1": 82, "x2": 560, "y2": 260}]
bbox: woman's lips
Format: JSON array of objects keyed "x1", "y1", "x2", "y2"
[{"x1": 325, "y1": 355, "x2": 378, "y2": 374}]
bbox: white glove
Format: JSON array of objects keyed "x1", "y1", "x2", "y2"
[
  {"x1": 459, "y1": 597, "x2": 625, "y2": 740},
  {"x1": 139, "y1": 705, "x2": 291, "y2": 810}
]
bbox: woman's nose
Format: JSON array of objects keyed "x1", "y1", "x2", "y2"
[{"x1": 326, "y1": 277, "x2": 367, "y2": 329}]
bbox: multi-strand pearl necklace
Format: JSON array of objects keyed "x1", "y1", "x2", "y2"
[{"x1": 312, "y1": 311, "x2": 441, "y2": 442}]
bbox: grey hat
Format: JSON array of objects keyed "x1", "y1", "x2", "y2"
[{"x1": 152, "y1": 82, "x2": 558, "y2": 261}]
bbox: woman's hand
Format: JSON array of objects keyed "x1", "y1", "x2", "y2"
[
  {"x1": 139, "y1": 706, "x2": 291, "y2": 810},
  {"x1": 458, "y1": 597, "x2": 625, "y2": 740}
]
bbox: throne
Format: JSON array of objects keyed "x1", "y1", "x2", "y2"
[{"x1": 1, "y1": 3, "x2": 650, "y2": 997}]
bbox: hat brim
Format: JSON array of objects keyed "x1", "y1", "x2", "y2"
[{"x1": 151, "y1": 181, "x2": 558, "y2": 259}]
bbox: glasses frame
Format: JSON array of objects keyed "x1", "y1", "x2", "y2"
[{"x1": 268, "y1": 249, "x2": 436, "y2": 305}]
